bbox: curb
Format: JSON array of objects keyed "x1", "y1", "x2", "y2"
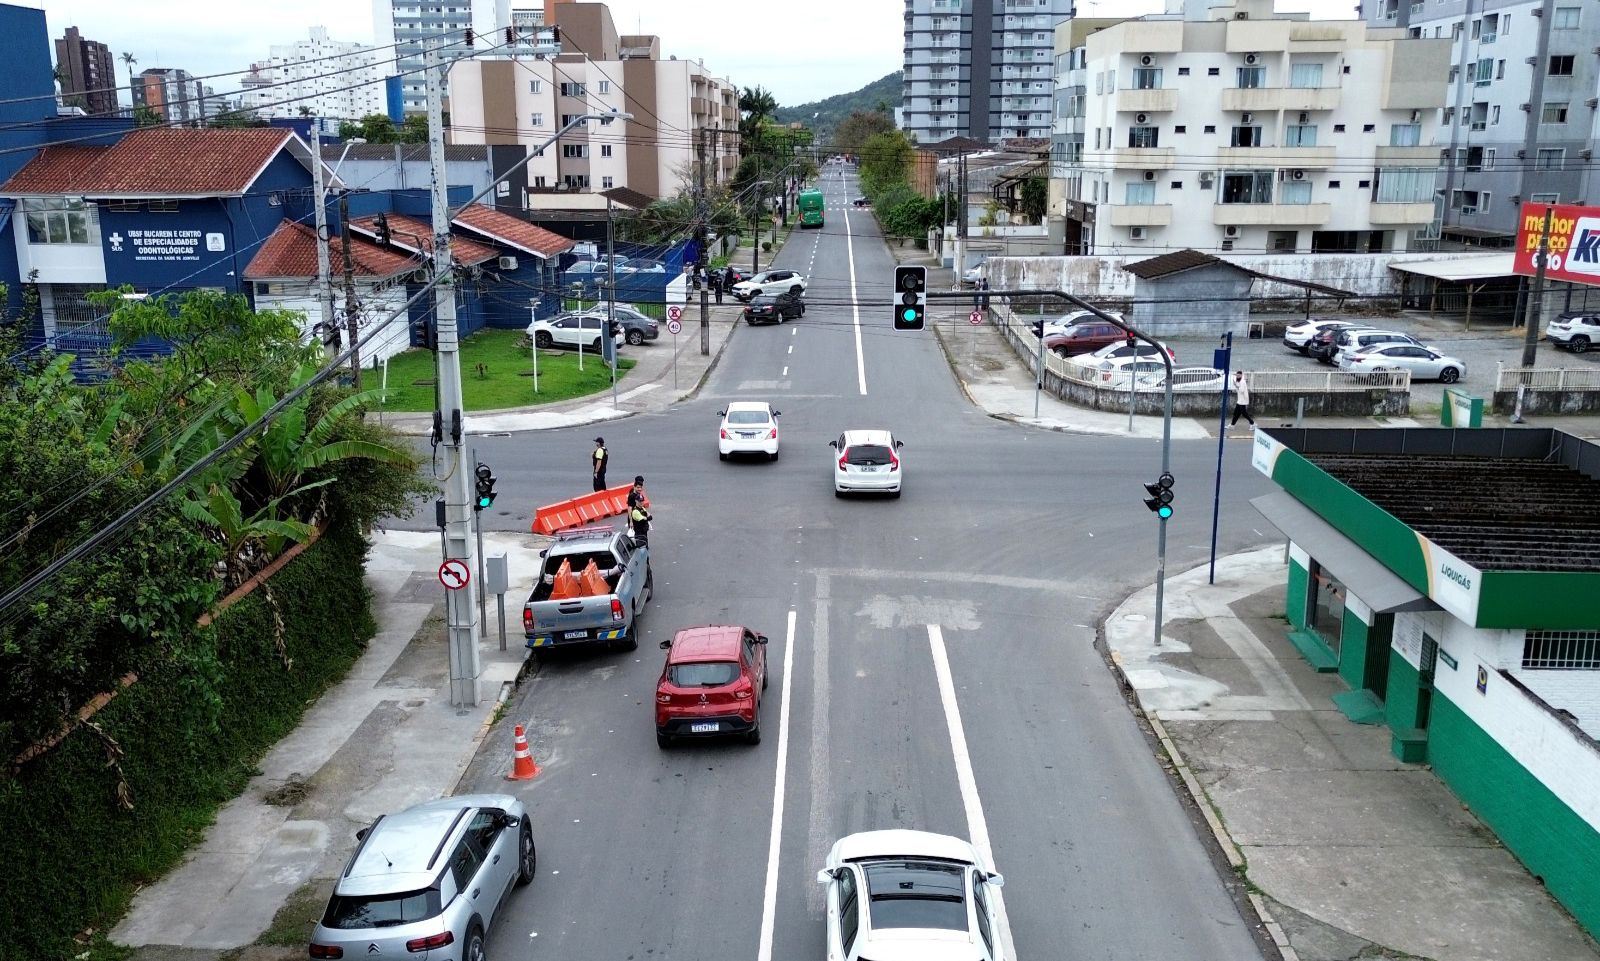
[{"x1": 450, "y1": 678, "x2": 515, "y2": 796}]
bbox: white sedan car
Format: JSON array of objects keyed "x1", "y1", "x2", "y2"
[
  {"x1": 818, "y1": 829, "x2": 1006, "y2": 961},
  {"x1": 731, "y1": 268, "x2": 807, "y2": 301},
  {"x1": 718, "y1": 401, "x2": 780, "y2": 461},
  {"x1": 1135, "y1": 365, "x2": 1227, "y2": 393},
  {"x1": 830, "y1": 429, "x2": 903, "y2": 498},
  {"x1": 1338, "y1": 343, "x2": 1466, "y2": 383}
]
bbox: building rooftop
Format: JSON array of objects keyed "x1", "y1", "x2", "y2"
[
  {"x1": 1124, "y1": 249, "x2": 1230, "y2": 280},
  {"x1": 1, "y1": 128, "x2": 299, "y2": 197},
  {"x1": 243, "y1": 220, "x2": 421, "y2": 280},
  {"x1": 320, "y1": 144, "x2": 488, "y2": 163},
  {"x1": 347, "y1": 212, "x2": 500, "y2": 266},
  {"x1": 451, "y1": 203, "x2": 573, "y2": 258}
]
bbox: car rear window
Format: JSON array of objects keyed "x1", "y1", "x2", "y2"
[
  {"x1": 322, "y1": 889, "x2": 441, "y2": 929},
  {"x1": 726, "y1": 410, "x2": 771, "y2": 425},
  {"x1": 862, "y1": 859, "x2": 967, "y2": 931},
  {"x1": 669, "y1": 661, "x2": 741, "y2": 687},
  {"x1": 845, "y1": 444, "x2": 893, "y2": 466}
]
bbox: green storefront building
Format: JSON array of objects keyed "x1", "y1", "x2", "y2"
[{"x1": 1252, "y1": 427, "x2": 1600, "y2": 938}]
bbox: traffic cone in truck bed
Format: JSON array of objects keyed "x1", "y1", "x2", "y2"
[
  {"x1": 547, "y1": 558, "x2": 579, "y2": 599},
  {"x1": 578, "y1": 559, "x2": 609, "y2": 597}
]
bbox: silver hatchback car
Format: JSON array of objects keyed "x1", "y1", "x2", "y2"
[{"x1": 309, "y1": 793, "x2": 535, "y2": 961}]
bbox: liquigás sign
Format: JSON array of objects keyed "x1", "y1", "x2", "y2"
[{"x1": 1513, "y1": 202, "x2": 1600, "y2": 285}]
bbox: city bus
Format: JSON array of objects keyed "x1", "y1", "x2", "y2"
[{"x1": 798, "y1": 189, "x2": 825, "y2": 229}]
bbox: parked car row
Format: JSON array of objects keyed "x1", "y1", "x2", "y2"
[{"x1": 1282, "y1": 318, "x2": 1466, "y2": 383}]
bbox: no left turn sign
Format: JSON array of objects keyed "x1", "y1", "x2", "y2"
[{"x1": 439, "y1": 558, "x2": 471, "y2": 590}]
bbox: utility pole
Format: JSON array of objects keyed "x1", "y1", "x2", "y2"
[
  {"x1": 954, "y1": 151, "x2": 968, "y2": 285},
  {"x1": 606, "y1": 191, "x2": 619, "y2": 405},
  {"x1": 1522, "y1": 205, "x2": 1552, "y2": 367},
  {"x1": 425, "y1": 39, "x2": 482, "y2": 708},
  {"x1": 752, "y1": 180, "x2": 767, "y2": 276},
  {"x1": 310, "y1": 125, "x2": 338, "y2": 361},
  {"x1": 696, "y1": 126, "x2": 710, "y2": 355},
  {"x1": 339, "y1": 191, "x2": 362, "y2": 389}
]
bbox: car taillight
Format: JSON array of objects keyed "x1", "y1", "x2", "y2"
[
  {"x1": 734, "y1": 682, "x2": 753, "y2": 700},
  {"x1": 523, "y1": 608, "x2": 533, "y2": 631},
  {"x1": 611, "y1": 598, "x2": 624, "y2": 621},
  {"x1": 720, "y1": 428, "x2": 728, "y2": 439},
  {"x1": 309, "y1": 945, "x2": 344, "y2": 960},
  {"x1": 838, "y1": 454, "x2": 849, "y2": 469},
  {"x1": 889, "y1": 451, "x2": 900, "y2": 472},
  {"x1": 769, "y1": 428, "x2": 778, "y2": 439},
  {"x1": 405, "y1": 931, "x2": 453, "y2": 953}
]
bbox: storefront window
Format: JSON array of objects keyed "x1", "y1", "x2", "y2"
[{"x1": 1310, "y1": 563, "x2": 1346, "y2": 654}]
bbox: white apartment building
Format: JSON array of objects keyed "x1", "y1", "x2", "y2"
[
  {"x1": 1055, "y1": 0, "x2": 1451, "y2": 255},
  {"x1": 448, "y1": 2, "x2": 738, "y2": 208},
  {"x1": 239, "y1": 28, "x2": 385, "y2": 122},
  {"x1": 372, "y1": 0, "x2": 507, "y2": 113}
]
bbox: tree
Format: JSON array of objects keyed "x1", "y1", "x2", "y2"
[
  {"x1": 209, "y1": 109, "x2": 266, "y2": 128},
  {"x1": 738, "y1": 85, "x2": 778, "y2": 156},
  {"x1": 859, "y1": 130, "x2": 915, "y2": 196},
  {"x1": 336, "y1": 114, "x2": 425, "y2": 145},
  {"x1": 834, "y1": 110, "x2": 895, "y2": 153},
  {"x1": 1020, "y1": 176, "x2": 1048, "y2": 225}
]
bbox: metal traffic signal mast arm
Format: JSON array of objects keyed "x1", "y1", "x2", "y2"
[{"x1": 925, "y1": 287, "x2": 1175, "y2": 648}]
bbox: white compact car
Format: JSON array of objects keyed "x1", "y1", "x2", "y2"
[
  {"x1": 830, "y1": 429, "x2": 903, "y2": 497},
  {"x1": 1548, "y1": 313, "x2": 1600, "y2": 353},
  {"x1": 527, "y1": 314, "x2": 626, "y2": 352},
  {"x1": 731, "y1": 269, "x2": 807, "y2": 301},
  {"x1": 718, "y1": 401, "x2": 780, "y2": 461},
  {"x1": 818, "y1": 829, "x2": 1007, "y2": 961}
]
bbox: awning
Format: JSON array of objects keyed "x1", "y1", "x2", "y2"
[
  {"x1": 1251, "y1": 492, "x2": 1439, "y2": 614},
  {"x1": 1387, "y1": 253, "x2": 1516, "y2": 282}
]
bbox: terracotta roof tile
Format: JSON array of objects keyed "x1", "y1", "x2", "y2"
[
  {"x1": 451, "y1": 204, "x2": 574, "y2": 258},
  {"x1": 243, "y1": 220, "x2": 421, "y2": 280},
  {"x1": 1, "y1": 128, "x2": 297, "y2": 197},
  {"x1": 349, "y1": 212, "x2": 500, "y2": 266}
]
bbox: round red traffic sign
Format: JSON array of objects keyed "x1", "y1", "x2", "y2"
[
  {"x1": 667, "y1": 319, "x2": 683, "y2": 335},
  {"x1": 969, "y1": 310, "x2": 984, "y2": 325},
  {"x1": 666, "y1": 305, "x2": 683, "y2": 322},
  {"x1": 439, "y1": 558, "x2": 471, "y2": 590}
]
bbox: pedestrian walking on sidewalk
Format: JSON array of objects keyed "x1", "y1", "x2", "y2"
[
  {"x1": 592, "y1": 436, "x2": 609, "y2": 490},
  {"x1": 1231, "y1": 371, "x2": 1257, "y2": 430},
  {"x1": 977, "y1": 277, "x2": 990, "y2": 311}
]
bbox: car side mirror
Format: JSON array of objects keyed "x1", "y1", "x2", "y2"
[
  {"x1": 356, "y1": 827, "x2": 370, "y2": 841},
  {"x1": 827, "y1": 441, "x2": 837, "y2": 449},
  {"x1": 986, "y1": 872, "x2": 1005, "y2": 888},
  {"x1": 500, "y1": 813, "x2": 521, "y2": 828},
  {"x1": 816, "y1": 869, "x2": 835, "y2": 885},
  {"x1": 539, "y1": 549, "x2": 548, "y2": 557},
  {"x1": 895, "y1": 440, "x2": 904, "y2": 449},
  {"x1": 773, "y1": 411, "x2": 781, "y2": 417},
  {"x1": 659, "y1": 639, "x2": 672, "y2": 650},
  {"x1": 756, "y1": 634, "x2": 769, "y2": 644},
  {"x1": 717, "y1": 410, "x2": 726, "y2": 417}
]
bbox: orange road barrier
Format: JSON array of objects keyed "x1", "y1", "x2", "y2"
[
  {"x1": 507, "y1": 724, "x2": 540, "y2": 780},
  {"x1": 531, "y1": 484, "x2": 635, "y2": 534}
]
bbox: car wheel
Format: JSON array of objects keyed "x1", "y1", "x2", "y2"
[
  {"x1": 798, "y1": 304, "x2": 806, "y2": 316},
  {"x1": 516, "y1": 824, "x2": 537, "y2": 885},
  {"x1": 762, "y1": 669, "x2": 769, "y2": 691},
  {"x1": 1572, "y1": 336, "x2": 1590, "y2": 353},
  {"x1": 834, "y1": 488, "x2": 845, "y2": 498},
  {"x1": 463, "y1": 924, "x2": 485, "y2": 961},
  {"x1": 656, "y1": 731, "x2": 672, "y2": 749},
  {"x1": 789, "y1": 285, "x2": 802, "y2": 295},
  {"x1": 890, "y1": 489, "x2": 902, "y2": 499},
  {"x1": 1052, "y1": 347, "x2": 1069, "y2": 358},
  {"x1": 644, "y1": 569, "x2": 654, "y2": 603},
  {"x1": 770, "y1": 450, "x2": 779, "y2": 461},
  {"x1": 745, "y1": 716, "x2": 762, "y2": 745},
  {"x1": 615, "y1": 623, "x2": 638, "y2": 652},
  {"x1": 591, "y1": 338, "x2": 603, "y2": 352},
  {"x1": 627, "y1": 330, "x2": 644, "y2": 346},
  {"x1": 534, "y1": 331, "x2": 553, "y2": 349},
  {"x1": 1439, "y1": 366, "x2": 1460, "y2": 384},
  {"x1": 719, "y1": 451, "x2": 728, "y2": 461}
]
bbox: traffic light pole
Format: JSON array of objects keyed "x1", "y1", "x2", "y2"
[{"x1": 927, "y1": 287, "x2": 1173, "y2": 649}]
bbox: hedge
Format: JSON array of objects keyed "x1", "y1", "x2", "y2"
[{"x1": 0, "y1": 519, "x2": 375, "y2": 961}]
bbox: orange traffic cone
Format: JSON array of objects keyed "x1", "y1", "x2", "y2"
[{"x1": 507, "y1": 724, "x2": 540, "y2": 780}]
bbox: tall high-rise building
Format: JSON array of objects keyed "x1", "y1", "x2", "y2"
[
  {"x1": 371, "y1": 0, "x2": 507, "y2": 114},
  {"x1": 134, "y1": 68, "x2": 205, "y2": 124},
  {"x1": 240, "y1": 27, "x2": 385, "y2": 121},
  {"x1": 1364, "y1": 0, "x2": 1600, "y2": 245},
  {"x1": 54, "y1": 26, "x2": 118, "y2": 116},
  {"x1": 902, "y1": 0, "x2": 1074, "y2": 145}
]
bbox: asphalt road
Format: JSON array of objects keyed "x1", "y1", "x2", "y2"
[{"x1": 436, "y1": 166, "x2": 1283, "y2": 960}]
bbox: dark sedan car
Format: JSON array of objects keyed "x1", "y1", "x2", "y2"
[
  {"x1": 1307, "y1": 323, "x2": 1371, "y2": 364},
  {"x1": 1044, "y1": 322, "x2": 1127, "y2": 357},
  {"x1": 743, "y1": 290, "x2": 805, "y2": 325},
  {"x1": 852, "y1": 197, "x2": 870, "y2": 207}
]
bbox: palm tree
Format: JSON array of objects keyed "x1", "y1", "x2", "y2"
[
  {"x1": 739, "y1": 86, "x2": 778, "y2": 157},
  {"x1": 119, "y1": 51, "x2": 137, "y2": 111}
]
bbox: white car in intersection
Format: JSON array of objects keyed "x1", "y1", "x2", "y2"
[
  {"x1": 718, "y1": 401, "x2": 781, "y2": 461},
  {"x1": 830, "y1": 429, "x2": 904, "y2": 498},
  {"x1": 817, "y1": 829, "x2": 1007, "y2": 961},
  {"x1": 731, "y1": 268, "x2": 807, "y2": 302}
]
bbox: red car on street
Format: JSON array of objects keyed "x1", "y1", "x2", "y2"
[{"x1": 655, "y1": 625, "x2": 768, "y2": 748}]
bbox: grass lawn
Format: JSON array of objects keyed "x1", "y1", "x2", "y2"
[{"x1": 378, "y1": 328, "x2": 637, "y2": 412}]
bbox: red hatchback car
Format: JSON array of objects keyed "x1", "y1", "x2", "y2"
[{"x1": 655, "y1": 625, "x2": 769, "y2": 748}]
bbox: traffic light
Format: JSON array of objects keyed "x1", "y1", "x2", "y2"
[
  {"x1": 410, "y1": 316, "x2": 436, "y2": 350},
  {"x1": 373, "y1": 212, "x2": 392, "y2": 246},
  {"x1": 1143, "y1": 472, "x2": 1175, "y2": 519},
  {"x1": 474, "y1": 463, "x2": 498, "y2": 512},
  {"x1": 894, "y1": 265, "x2": 926, "y2": 331}
]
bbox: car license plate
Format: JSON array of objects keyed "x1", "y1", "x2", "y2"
[
  {"x1": 690, "y1": 722, "x2": 719, "y2": 733},
  {"x1": 862, "y1": 466, "x2": 879, "y2": 472},
  {"x1": 564, "y1": 630, "x2": 588, "y2": 639},
  {"x1": 741, "y1": 431, "x2": 760, "y2": 438}
]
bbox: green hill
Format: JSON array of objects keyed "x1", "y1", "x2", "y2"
[{"x1": 774, "y1": 71, "x2": 902, "y2": 148}]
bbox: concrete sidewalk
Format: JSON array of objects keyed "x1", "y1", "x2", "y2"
[
  {"x1": 1105, "y1": 548, "x2": 1600, "y2": 961},
  {"x1": 114, "y1": 529, "x2": 549, "y2": 959}
]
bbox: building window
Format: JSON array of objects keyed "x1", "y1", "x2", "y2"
[
  {"x1": 1284, "y1": 124, "x2": 1317, "y2": 147},
  {"x1": 1473, "y1": 58, "x2": 1493, "y2": 84},
  {"x1": 1220, "y1": 170, "x2": 1273, "y2": 204},
  {"x1": 529, "y1": 80, "x2": 542, "y2": 93},
  {"x1": 1333, "y1": 123, "x2": 1346, "y2": 132},
  {"x1": 1328, "y1": 180, "x2": 1340, "y2": 188},
  {"x1": 1308, "y1": 563, "x2": 1346, "y2": 653},
  {"x1": 534, "y1": 176, "x2": 547, "y2": 188},
  {"x1": 1128, "y1": 125, "x2": 1159, "y2": 148},
  {"x1": 1389, "y1": 123, "x2": 1420, "y2": 146},
  {"x1": 559, "y1": 81, "x2": 587, "y2": 96},
  {"x1": 1124, "y1": 181, "x2": 1156, "y2": 204},
  {"x1": 1523, "y1": 630, "x2": 1600, "y2": 669},
  {"x1": 148, "y1": 199, "x2": 179, "y2": 213},
  {"x1": 1177, "y1": 66, "x2": 1190, "y2": 76},
  {"x1": 1236, "y1": 66, "x2": 1265, "y2": 88},
  {"x1": 1375, "y1": 167, "x2": 1433, "y2": 203},
  {"x1": 1550, "y1": 55, "x2": 1576, "y2": 76},
  {"x1": 531, "y1": 112, "x2": 544, "y2": 126},
  {"x1": 1538, "y1": 147, "x2": 1565, "y2": 169},
  {"x1": 1230, "y1": 125, "x2": 1262, "y2": 147},
  {"x1": 1132, "y1": 67, "x2": 1162, "y2": 89},
  {"x1": 1552, "y1": 6, "x2": 1580, "y2": 29},
  {"x1": 23, "y1": 198, "x2": 98, "y2": 245},
  {"x1": 1207, "y1": 66, "x2": 1220, "y2": 76},
  {"x1": 597, "y1": 80, "x2": 610, "y2": 94},
  {"x1": 1289, "y1": 62, "x2": 1323, "y2": 88},
  {"x1": 1174, "y1": 125, "x2": 1186, "y2": 133},
  {"x1": 1530, "y1": 192, "x2": 1560, "y2": 203},
  {"x1": 1203, "y1": 124, "x2": 1216, "y2": 134},
  {"x1": 1542, "y1": 101, "x2": 1570, "y2": 124},
  {"x1": 600, "y1": 144, "x2": 612, "y2": 157},
  {"x1": 1280, "y1": 180, "x2": 1312, "y2": 204},
  {"x1": 562, "y1": 143, "x2": 588, "y2": 158},
  {"x1": 1491, "y1": 105, "x2": 1500, "y2": 125},
  {"x1": 1451, "y1": 189, "x2": 1489, "y2": 213},
  {"x1": 602, "y1": 176, "x2": 614, "y2": 189}
]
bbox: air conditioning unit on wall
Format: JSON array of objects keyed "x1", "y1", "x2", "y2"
[
  {"x1": 1244, "y1": 52, "x2": 1259, "y2": 65},
  {"x1": 1135, "y1": 113, "x2": 1149, "y2": 124},
  {"x1": 1140, "y1": 54, "x2": 1155, "y2": 66},
  {"x1": 498, "y1": 256, "x2": 519, "y2": 271},
  {"x1": 1144, "y1": 170, "x2": 1157, "y2": 181},
  {"x1": 1224, "y1": 225, "x2": 1241, "y2": 238},
  {"x1": 1130, "y1": 226, "x2": 1148, "y2": 239}
]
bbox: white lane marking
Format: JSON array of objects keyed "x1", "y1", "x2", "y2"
[
  {"x1": 782, "y1": 366, "x2": 788, "y2": 377},
  {"x1": 928, "y1": 624, "x2": 1018, "y2": 961},
  {"x1": 843, "y1": 210, "x2": 868, "y2": 395},
  {"x1": 788, "y1": 344, "x2": 794, "y2": 354},
  {"x1": 791, "y1": 327, "x2": 797, "y2": 336},
  {"x1": 806, "y1": 574, "x2": 832, "y2": 916},
  {"x1": 757, "y1": 609, "x2": 800, "y2": 961}
]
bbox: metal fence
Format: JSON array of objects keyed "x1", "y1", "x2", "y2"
[{"x1": 1495, "y1": 367, "x2": 1600, "y2": 392}]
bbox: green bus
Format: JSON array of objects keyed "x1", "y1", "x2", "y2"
[{"x1": 798, "y1": 189, "x2": 825, "y2": 228}]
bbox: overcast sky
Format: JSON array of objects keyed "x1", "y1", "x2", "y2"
[{"x1": 30, "y1": 0, "x2": 1355, "y2": 108}]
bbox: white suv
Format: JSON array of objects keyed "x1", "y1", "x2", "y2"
[
  {"x1": 731, "y1": 269, "x2": 806, "y2": 302},
  {"x1": 527, "y1": 313, "x2": 626, "y2": 352},
  {"x1": 830, "y1": 429, "x2": 904, "y2": 498},
  {"x1": 1548, "y1": 313, "x2": 1600, "y2": 353}
]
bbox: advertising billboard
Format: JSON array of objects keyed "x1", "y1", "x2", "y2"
[{"x1": 1513, "y1": 202, "x2": 1600, "y2": 286}]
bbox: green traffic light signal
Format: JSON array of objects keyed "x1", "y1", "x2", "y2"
[{"x1": 1157, "y1": 504, "x2": 1173, "y2": 519}]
